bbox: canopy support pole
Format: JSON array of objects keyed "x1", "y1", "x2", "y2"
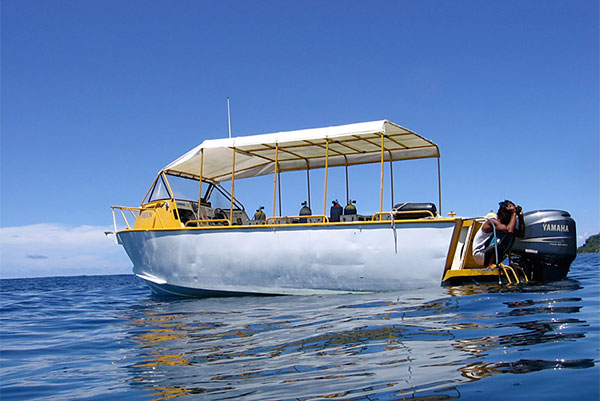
[
  {"x1": 198, "y1": 149, "x2": 204, "y2": 209},
  {"x1": 229, "y1": 148, "x2": 236, "y2": 226},
  {"x1": 306, "y1": 163, "x2": 311, "y2": 209},
  {"x1": 437, "y1": 156, "x2": 442, "y2": 216},
  {"x1": 323, "y1": 140, "x2": 329, "y2": 216},
  {"x1": 379, "y1": 134, "x2": 385, "y2": 214},
  {"x1": 345, "y1": 157, "x2": 349, "y2": 205},
  {"x1": 389, "y1": 156, "x2": 394, "y2": 209},
  {"x1": 278, "y1": 171, "x2": 282, "y2": 216},
  {"x1": 273, "y1": 144, "x2": 279, "y2": 217}
]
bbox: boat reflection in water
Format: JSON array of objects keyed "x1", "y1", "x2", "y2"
[{"x1": 124, "y1": 280, "x2": 594, "y2": 400}]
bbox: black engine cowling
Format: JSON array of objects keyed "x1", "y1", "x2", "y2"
[{"x1": 510, "y1": 210, "x2": 577, "y2": 282}]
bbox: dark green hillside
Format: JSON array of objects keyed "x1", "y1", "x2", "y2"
[{"x1": 577, "y1": 233, "x2": 600, "y2": 253}]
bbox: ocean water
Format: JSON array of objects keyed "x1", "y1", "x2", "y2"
[{"x1": 1, "y1": 255, "x2": 598, "y2": 401}]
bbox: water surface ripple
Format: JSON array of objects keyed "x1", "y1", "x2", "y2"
[{"x1": 1, "y1": 255, "x2": 598, "y2": 400}]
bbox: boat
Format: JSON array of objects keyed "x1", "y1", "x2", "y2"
[{"x1": 110, "y1": 120, "x2": 577, "y2": 296}]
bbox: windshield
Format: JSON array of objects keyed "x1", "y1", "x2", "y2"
[
  {"x1": 146, "y1": 174, "x2": 243, "y2": 210},
  {"x1": 148, "y1": 175, "x2": 171, "y2": 202},
  {"x1": 165, "y1": 175, "x2": 200, "y2": 201},
  {"x1": 204, "y1": 183, "x2": 244, "y2": 210}
]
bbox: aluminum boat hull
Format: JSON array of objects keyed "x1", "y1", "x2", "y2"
[{"x1": 118, "y1": 221, "x2": 457, "y2": 296}]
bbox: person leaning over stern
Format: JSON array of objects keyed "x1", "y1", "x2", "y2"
[{"x1": 472, "y1": 200, "x2": 524, "y2": 267}]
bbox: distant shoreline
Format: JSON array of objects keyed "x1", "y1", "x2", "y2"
[{"x1": 578, "y1": 233, "x2": 600, "y2": 254}]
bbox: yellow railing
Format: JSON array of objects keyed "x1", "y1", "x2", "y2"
[
  {"x1": 111, "y1": 206, "x2": 142, "y2": 231},
  {"x1": 266, "y1": 215, "x2": 330, "y2": 225},
  {"x1": 495, "y1": 263, "x2": 529, "y2": 284},
  {"x1": 111, "y1": 204, "x2": 167, "y2": 231},
  {"x1": 112, "y1": 206, "x2": 440, "y2": 233}
]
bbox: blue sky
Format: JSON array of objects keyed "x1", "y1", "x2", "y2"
[{"x1": 1, "y1": 0, "x2": 598, "y2": 278}]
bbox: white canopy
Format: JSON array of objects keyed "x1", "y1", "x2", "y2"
[{"x1": 163, "y1": 120, "x2": 440, "y2": 183}]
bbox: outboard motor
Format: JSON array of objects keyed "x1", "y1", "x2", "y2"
[
  {"x1": 299, "y1": 201, "x2": 312, "y2": 223},
  {"x1": 330, "y1": 200, "x2": 343, "y2": 222},
  {"x1": 510, "y1": 210, "x2": 577, "y2": 282}
]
